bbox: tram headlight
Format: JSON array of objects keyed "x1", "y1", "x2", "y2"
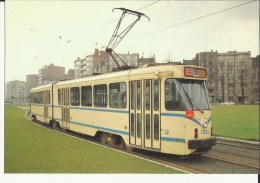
[
  {"x1": 164, "y1": 129, "x2": 169, "y2": 134},
  {"x1": 202, "y1": 122, "x2": 208, "y2": 128}
]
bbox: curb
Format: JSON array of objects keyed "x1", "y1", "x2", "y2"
[{"x1": 216, "y1": 136, "x2": 259, "y2": 145}]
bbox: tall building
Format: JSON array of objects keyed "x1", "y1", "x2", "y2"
[
  {"x1": 74, "y1": 49, "x2": 140, "y2": 78},
  {"x1": 74, "y1": 57, "x2": 82, "y2": 79},
  {"x1": 195, "y1": 51, "x2": 218, "y2": 102},
  {"x1": 74, "y1": 56, "x2": 94, "y2": 79},
  {"x1": 6, "y1": 80, "x2": 26, "y2": 101},
  {"x1": 93, "y1": 49, "x2": 110, "y2": 73},
  {"x1": 64, "y1": 69, "x2": 75, "y2": 80},
  {"x1": 251, "y1": 55, "x2": 260, "y2": 103},
  {"x1": 38, "y1": 64, "x2": 65, "y2": 85},
  {"x1": 109, "y1": 52, "x2": 139, "y2": 71},
  {"x1": 196, "y1": 50, "x2": 253, "y2": 104},
  {"x1": 26, "y1": 74, "x2": 38, "y2": 97}
]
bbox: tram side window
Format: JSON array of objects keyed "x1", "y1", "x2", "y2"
[
  {"x1": 58, "y1": 89, "x2": 61, "y2": 105},
  {"x1": 109, "y1": 82, "x2": 127, "y2": 109},
  {"x1": 94, "y1": 84, "x2": 107, "y2": 107},
  {"x1": 36, "y1": 92, "x2": 43, "y2": 104},
  {"x1": 165, "y1": 79, "x2": 187, "y2": 110},
  {"x1": 30, "y1": 93, "x2": 34, "y2": 103},
  {"x1": 137, "y1": 81, "x2": 142, "y2": 110},
  {"x1": 81, "y1": 86, "x2": 92, "y2": 106},
  {"x1": 154, "y1": 80, "x2": 159, "y2": 111},
  {"x1": 70, "y1": 87, "x2": 80, "y2": 106},
  {"x1": 47, "y1": 90, "x2": 50, "y2": 104},
  {"x1": 33, "y1": 93, "x2": 36, "y2": 103}
]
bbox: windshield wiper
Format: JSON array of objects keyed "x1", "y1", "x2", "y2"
[
  {"x1": 180, "y1": 83, "x2": 194, "y2": 110},
  {"x1": 180, "y1": 83, "x2": 203, "y2": 112}
]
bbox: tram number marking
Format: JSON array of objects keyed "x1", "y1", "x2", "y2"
[{"x1": 201, "y1": 130, "x2": 209, "y2": 135}]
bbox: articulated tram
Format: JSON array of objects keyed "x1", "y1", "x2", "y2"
[{"x1": 30, "y1": 64, "x2": 216, "y2": 155}]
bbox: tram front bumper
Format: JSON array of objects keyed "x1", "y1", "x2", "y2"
[{"x1": 188, "y1": 137, "x2": 216, "y2": 149}]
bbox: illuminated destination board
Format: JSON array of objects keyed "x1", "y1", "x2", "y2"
[{"x1": 184, "y1": 67, "x2": 207, "y2": 78}]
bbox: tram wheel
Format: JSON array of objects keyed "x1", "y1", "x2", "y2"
[
  {"x1": 100, "y1": 132, "x2": 108, "y2": 144},
  {"x1": 31, "y1": 115, "x2": 36, "y2": 121},
  {"x1": 53, "y1": 121, "x2": 60, "y2": 131}
]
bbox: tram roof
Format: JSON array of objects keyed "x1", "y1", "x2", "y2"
[
  {"x1": 31, "y1": 64, "x2": 206, "y2": 91},
  {"x1": 56, "y1": 64, "x2": 205, "y2": 86}
]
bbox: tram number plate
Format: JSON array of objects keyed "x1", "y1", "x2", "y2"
[{"x1": 201, "y1": 130, "x2": 209, "y2": 135}]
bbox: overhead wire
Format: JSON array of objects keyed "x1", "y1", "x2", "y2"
[{"x1": 132, "y1": 0, "x2": 258, "y2": 39}]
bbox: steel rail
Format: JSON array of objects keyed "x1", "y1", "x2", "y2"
[
  {"x1": 201, "y1": 154, "x2": 260, "y2": 170},
  {"x1": 216, "y1": 141, "x2": 259, "y2": 151}
]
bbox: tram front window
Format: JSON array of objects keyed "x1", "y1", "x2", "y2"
[{"x1": 165, "y1": 79, "x2": 210, "y2": 111}]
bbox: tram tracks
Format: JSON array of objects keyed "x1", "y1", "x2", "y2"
[
  {"x1": 201, "y1": 152, "x2": 259, "y2": 170},
  {"x1": 206, "y1": 139, "x2": 260, "y2": 170},
  {"x1": 217, "y1": 139, "x2": 259, "y2": 151}
]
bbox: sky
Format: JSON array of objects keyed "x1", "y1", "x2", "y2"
[{"x1": 4, "y1": 0, "x2": 259, "y2": 82}]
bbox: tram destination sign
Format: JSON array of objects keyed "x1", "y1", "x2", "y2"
[{"x1": 184, "y1": 67, "x2": 207, "y2": 78}]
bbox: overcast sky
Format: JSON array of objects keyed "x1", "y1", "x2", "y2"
[{"x1": 5, "y1": 0, "x2": 259, "y2": 82}]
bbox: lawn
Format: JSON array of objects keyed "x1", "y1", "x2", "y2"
[
  {"x1": 211, "y1": 104, "x2": 259, "y2": 141},
  {"x1": 4, "y1": 105, "x2": 182, "y2": 173}
]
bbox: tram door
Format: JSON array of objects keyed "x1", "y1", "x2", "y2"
[
  {"x1": 129, "y1": 80, "x2": 161, "y2": 149},
  {"x1": 43, "y1": 90, "x2": 50, "y2": 123},
  {"x1": 61, "y1": 88, "x2": 70, "y2": 130}
]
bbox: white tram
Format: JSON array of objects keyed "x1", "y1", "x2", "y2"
[{"x1": 30, "y1": 64, "x2": 216, "y2": 155}]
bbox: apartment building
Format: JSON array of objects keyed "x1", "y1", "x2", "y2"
[
  {"x1": 251, "y1": 55, "x2": 260, "y2": 103},
  {"x1": 195, "y1": 50, "x2": 254, "y2": 104},
  {"x1": 38, "y1": 64, "x2": 65, "y2": 85},
  {"x1": 26, "y1": 74, "x2": 38, "y2": 97},
  {"x1": 74, "y1": 49, "x2": 140, "y2": 78},
  {"x1": 64, "y1": 69, "x2": 75, "y2": 80},
  {"x1": 109, "y1": 52, "x2": 139, "y2": 71},
  {"x1": 6, "y1": 80, "x2": 27, "y2": 101}
]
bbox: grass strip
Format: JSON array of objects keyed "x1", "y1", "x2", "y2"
[{"x1": 4, "y1": 106, "x2": 183, "y2": 173}]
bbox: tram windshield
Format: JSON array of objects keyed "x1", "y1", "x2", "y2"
[{"x1": 165, "y1": 78, "x2": 210, "y2": 111}]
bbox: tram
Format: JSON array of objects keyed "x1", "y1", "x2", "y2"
[{"x1": 30, "y1": 64, "x2": 216, "y2": 155}]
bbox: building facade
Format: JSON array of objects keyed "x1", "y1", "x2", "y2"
[
  {"x1": 109, "y1": 52, "x2": 139, "y2": 71},
  {"x1": 64, "y1": 69, "x2": 75, "y2": 80},
  {"x1": 138, "y1": 56, "x2": 155, "y2": 67},
  {"x1": 74, "y1": 49, "x2": 140, "y2": 78},
  {"x1": 93, "y1": 49, "x2": 110, "y2": 73},
  {"x1": 195, "y1": 50, "x2": 254, "y2": 104},
  {"x1": 6, "y1": 80, "x2": 27, "y2": 101},
  {"x1": 38, "y1": 64, "x2": 65, "y2": 85},
  {"x1": 26, "y1": 74, "x2": 38, "y2": 97},
  {"x1": 195, "y1": 51, "x2": 218, "y2": 102},
  {"x1": 251, "y1": 55, "x2": 260, "y2": 103}
]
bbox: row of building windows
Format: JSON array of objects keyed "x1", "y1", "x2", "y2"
[{"x1": 58, "y1": 82, "x2": 127, "y2": 109}]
